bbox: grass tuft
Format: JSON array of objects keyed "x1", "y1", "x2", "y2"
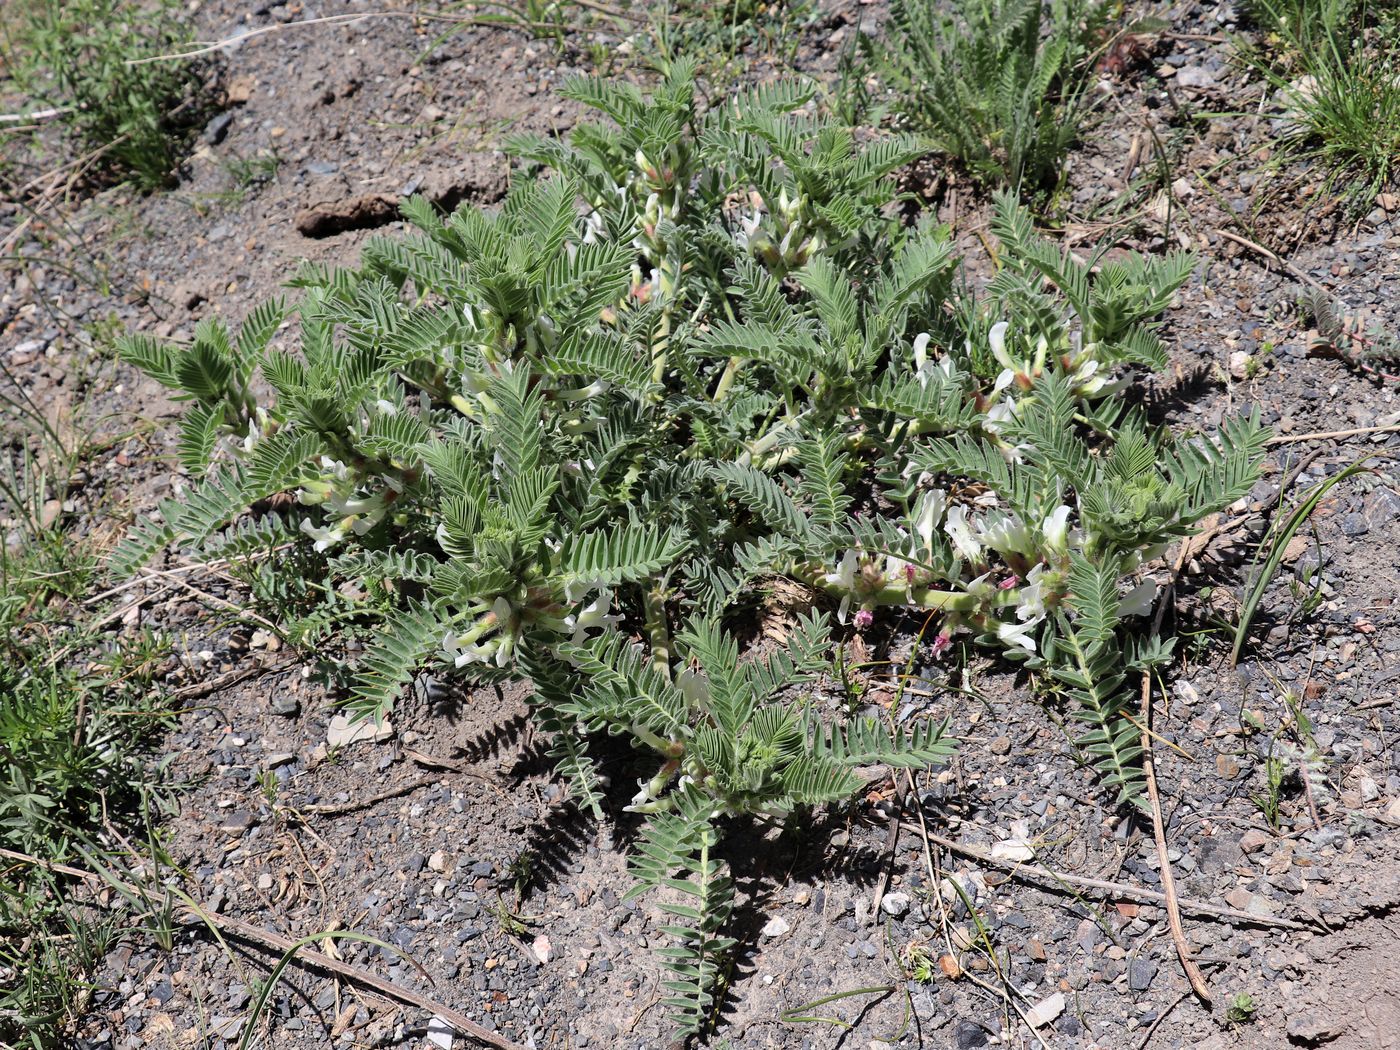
[{"x1": 1241, "y1": 0, "x2": 1400, "y2": 209}]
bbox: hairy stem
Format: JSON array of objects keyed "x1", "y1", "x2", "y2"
[{"x1": 643, "y1": 583, "x2": 672, "y2": 681}]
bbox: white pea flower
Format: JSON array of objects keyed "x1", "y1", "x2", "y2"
[
  {"x1": 677, "y1": 666, "x2": 711, "y2": 705},
  {"x1": 581, "y1": 210, "x2": 607, "y2": 245},
  {"x1": 996, "y1": 614, "x2": 1044, "y2": 654},
  {"x1": 977, "y1": 509, "x2": 1033, "y2": 560},
  {"x1": 989, "y1": 321, "x2": 1014, "y2": 372},
  {"x1": 945, "y1": 505, "x2": 982, "y2": 564},
  {"x1": 736, "y1": 209, "x2": 763, "y2": 251},
  {"x1": 824, "y1": 549, "x2": 860, "y2": 623},
  {"x1": 319, "y1": 456, "x2": 351, "y2": 482},
  {"x1": 441, "y1": 631, "x2": 493, "y2": 668},
  {"x1": 299, "y1": 517, "x2": 347, "y2": 553},
  {"x1": 913, "y1": 332, "x2": 931, "y2": 371},
  {"x1": 566, "y1": 588, "x2": 622, "y2": 643},
  {"x1": 491, "y1": 595, "x2": 514, "y2": 626},
  {"x1": 563, "y1": 575, "x2": 607, "y2": 603},
  {"x1": 1016, "y1": 565, "x2": 1048, "y2": 621},
  {"x1": 240, "y1": 408, "x2": 271, "y2": 455},
  {"x1": 494, "y1": 633, "x2": 514, "y2": 667},
  {"x1": 913, "y1": 489, "x2": 947, "y2": 554},
  {"x1": 963, "y1": 571, "x2": 996, "y2": 600},
  {"x1": 1118, "y1": 579, "x2": 1158, "y2": 618},
  {"x1": 1042, "y1": 505, "x2": 1072, "y2": 556}
]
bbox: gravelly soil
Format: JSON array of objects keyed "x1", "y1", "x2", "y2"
[{"x1": 2, "y1": 1, "x2": 1399, "y2": 1048}]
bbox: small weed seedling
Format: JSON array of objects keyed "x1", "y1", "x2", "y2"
[
  {"x1": 1252, "y1": 753, "x2": 1288, "y2": 830},
  {"x1": 1227, "y1": 990, "x2": 1258, "y2": 1025}
]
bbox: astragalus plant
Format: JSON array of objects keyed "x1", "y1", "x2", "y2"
[
  {"x1": 115, "y1": 64, "x2": 1265, "y2": 1040},
  {"x1": 857, "y1": 0, "x2": 1113, "y2": 195}
]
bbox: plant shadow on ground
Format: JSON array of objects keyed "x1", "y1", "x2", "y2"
[{"x1": 1141, "y1": 362, "x2": 1219, "y2": 425}]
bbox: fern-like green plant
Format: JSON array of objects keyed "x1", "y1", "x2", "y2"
[
  {"x1": 858, "y1": 0, "x2": 1112, "y2": 195},
  {"x1": 541, "y1": 612, "x2": 954, "y2": 1035},
  {"x1": 110, "y1": 64, "x2": 1269, "y2": 1042}
]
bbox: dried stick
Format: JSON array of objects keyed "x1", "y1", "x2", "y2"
[
  {"x1": 0, "y1": 848, "x2": 525, "y2": 1050},
  {"x1": 168, "y1": 659, "x2": 297, "y2": 702},
  {"x1": 896, "y1": 823, "x2": 1307, "y2": 931},
  {"x1": 1135, "y1": 988, "x2": 1194, "y2": 1050},
  {"x1": 1213, "y1": 228, "x2": 1328, "y2": 294},
  {"x1": 1139, "y1": 674, "x2": 1212, "y2": 1003},
  {"x1": 304, "y1": 774, "x2": 442, "y2": 816},
  {"x1": 867, "y1": 811, "x2": 901, "y2": 926},
  {"x1": 906, "y1": 771, "x2": 1052, "y2": 1050},
  {"x1": 1268, "y1": 424, "x2": 1400, "y2": 446},
  {"x1": 0, "y1": 105, "x2": 72, "y2": 124},
  {"x1": 136, "y1": 565, "x2": 282, "y2": 634}
]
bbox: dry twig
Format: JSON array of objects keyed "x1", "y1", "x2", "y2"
[
  {"x1": 1139, "y1": 674, "x2": 1212, "y2": 1003},
  {"x1": 168, "y1": 659, "x2": 297, "y2": 702},
  {"x1": 896, "y1": 823, "x2": 1308, "y2": 931},
  {"x1": 1213, "y1": 228, "x2": 1328, "y2": 294},
  {"x1": 304, "y1": 774, "x2": 442, "y2": 817},
  {"x1": 0, "y1": 105, "x2": 73, "y2": 125},
  {"x1": 1268, "y1": 424, "x2": 1400, "y2": 446},
  {"x1": 905, "y1": 771, "x2": 1052, "y2": 1050}
]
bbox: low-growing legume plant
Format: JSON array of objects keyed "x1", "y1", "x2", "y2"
[{"x1": 113, "y1": 65, "x2": 1266, "y2": 1040}]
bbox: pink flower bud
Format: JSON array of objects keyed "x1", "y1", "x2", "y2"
[{"x1": 853, "y1": 609, "x2": 874, "y2": 631}]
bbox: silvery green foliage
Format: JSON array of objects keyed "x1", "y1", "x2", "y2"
[
  {"x1": 115, "y1": 65, "x2": 1265, "y2": 1040},
  {"x1": 859, "y1": 0, "x2": 1113, "y2": 194}
]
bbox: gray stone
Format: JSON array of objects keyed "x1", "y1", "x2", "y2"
[
  {"x1": 327, "y1": 713, "x2": 393, "y2": 748},
  {"x1": 1366, "y1": 487, "x2": 1400, "y2": 523},
  {"x1": 1175, "y1": 66, "x2": 1218, "y2": 91},
  {"x1": 954, "y1": 1021, "x2": 990, "y2": 1048},
  {"x1": 210, "y1": 1016, "x2": 244, "y2": 1039},
  {"x1": 203, "y1": 112, "x2": 234, "y2": 145},
  {"x1": 1340, "y1": 512, "x2": 1370, "y2": 537},
  {"x1": 1239, "y1": 829, "x2": 1272, "y2": 853},
  {"x1": 880, "y1": 892, "x2": 911, "y2": 918},
  {"x1": 1196, "y1": 835, "x2": 1244, "y2": 874},
  {"x1": 1128, "y1": 959, "x2": 1158, "y2": 991},
  {"x1": 1287, "y1": 1011, "x2": 1345, "y2": 1044},
  {"x1": 219, "y1": 810, "x2": 255, "y2": 835},
  {"x1": 270, "y1": 695, "x2": 299, "y2": 716}
]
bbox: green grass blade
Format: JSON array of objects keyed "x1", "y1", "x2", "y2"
[{"x1": 1230, "y1": 458, "x2": 1375, "y2": 667}]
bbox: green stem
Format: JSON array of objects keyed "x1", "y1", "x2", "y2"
[
  {"x1": 739, "y1": 410, "x2": 807, "y2": 466},
  {"x1": 643, "y1": 583, "x2": 673, "y2": 681},
  {"x1": 797, "y1": 564, "x2": 1023, "y2": 614},
  {"x1": 712, "y1": 356, "x2": 742, "y2": 401}
]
